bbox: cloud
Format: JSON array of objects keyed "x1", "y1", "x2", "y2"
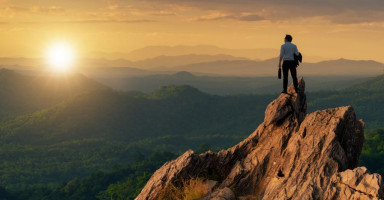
[
  {"x1": 326, "y1": 10, "x2": 384, "y2": 24},
  {"x1": 189, "y1": 12, "x2": 264, "y2": 22},
  {"x1": 151, "y1": 10, "x2": 176, "y2": 16},
  {"x1": 144, "y1": 0, "x2": 384, "y2": 11},
  {"x1": 3, "y1": 0, "x2": 384, "y2": 25},
  {"x1": 2, "y1": 6, "x2": 29, "y2": 13},
  {"x1": 144, "y1": 0, "x2": 384, "y2": 24},
  {"x1": 17, "y1": 19, "x2": 156, "y2": 24},
  {"x1": 189, "y1": 12, "x2": 233, "y2": 21},
  {"x1": 97, "y1": 2, "x2": 177, "y2": 19},
  {"x1": 29, "y1": 6, "x2": 66, "y2": 14},
  {"x1": 237, "y1": 14, "x2": 264, "y2": 21},
  {"x1": 0, "y1": 5, "x2": 66, "y2": 14}
]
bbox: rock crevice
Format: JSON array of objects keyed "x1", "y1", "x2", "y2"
[{"x1": 136, "y1": 78, "x2": 383, "y2": 200}]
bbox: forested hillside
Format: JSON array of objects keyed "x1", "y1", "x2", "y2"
[
  {"x1": 0, "y1": 69, "x2": 107, "y2": 119},
  {"x1": 308, "y1": 75, "x2": 384, "y2": 128},
  {"x1": 102, "y1": 71, "x2": 369, "y2": 95},
  {"x1": 0, "y1": 83, "x2": 274, "y2": 188},
  {"x1": 0, "y1": 71, "x2": 382, "y2": 200}
]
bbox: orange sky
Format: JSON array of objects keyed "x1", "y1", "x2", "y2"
[{"x1": 0, "y1": 0, "x2": 384, "y2": 62}]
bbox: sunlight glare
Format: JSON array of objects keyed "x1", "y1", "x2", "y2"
[{"x1": 45, "y1": 41, "x2": 75, "y2": 73}]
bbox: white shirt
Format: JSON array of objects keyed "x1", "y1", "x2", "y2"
[{"x1": 280, "y1": 42, "x2": 299, "y2": 61}]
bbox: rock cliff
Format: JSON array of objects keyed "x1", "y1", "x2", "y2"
[{"x1": 136, "y1": 78, "x2": 383, "y2": 200}]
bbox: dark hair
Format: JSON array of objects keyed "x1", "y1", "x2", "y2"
[{"x1": 285, "y1": 34, "x2": 293, "y2": 42}]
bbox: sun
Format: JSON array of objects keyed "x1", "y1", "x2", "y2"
[{"x1": 45, "y1": 41, "x2": 75, "y2": 73}]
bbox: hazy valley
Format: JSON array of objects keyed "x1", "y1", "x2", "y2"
[
  {"x1": 0, "y1": 67, "x2": 382, "y2": 199},
  {"x1": 1, "y1": 45, "x2": 383, "y2": 96}
]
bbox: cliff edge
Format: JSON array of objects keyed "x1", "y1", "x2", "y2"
[{"x1": 136, "y1": 78, "x2": 383, "y2": 200}]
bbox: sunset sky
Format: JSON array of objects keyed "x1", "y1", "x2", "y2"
[{"x1": 1, "y1": 0, "x2": 384, "y2": 62}]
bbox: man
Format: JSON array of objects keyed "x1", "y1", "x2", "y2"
[{"x1": 278, "y1": 34, "x2": 300, "y2": 93}]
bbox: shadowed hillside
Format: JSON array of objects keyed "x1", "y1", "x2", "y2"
[
  {"x1": 102, "y1": 71, "x2": 370, "y2": 95},
  {"x1": 0, "y1": 69, "x2": 108, "y2": 119},
  {"x1": 308, "y1": 75, "x2": 384, "y2": 128},
  {"x1": 0, "y1": 83, "x2": 273, "y2": 188},
  {"x1": 0, "y1": 73, "x2": 383, "y2": 199}
]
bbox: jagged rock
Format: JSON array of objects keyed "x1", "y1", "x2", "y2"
[
  {"x1": 135, "y1": 150, "x2": 196, "y2": 198},
  {"x1": 328, "y1": 167, "x2": 383, "y2": 199},
  {"x1": 136, "y1": 78, "x2": 383, "y2": 200},
  {"x1": 198, "y1": 187, "x2": 236, "y2": 200},
  {"x1": 206, "y1": 180, "x2": 218, "y2": 192},
  {"x1": 264, "y1": 77, "x2": 306, "y2": 125}
]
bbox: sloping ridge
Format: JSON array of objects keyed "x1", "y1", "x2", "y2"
[{"x1": 136, "y1": 78, "x2": 384, "y2": 200}]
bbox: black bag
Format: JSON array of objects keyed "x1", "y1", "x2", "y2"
[{"x1": 278, "y1": 68, "x2": 282, "y2": 79}]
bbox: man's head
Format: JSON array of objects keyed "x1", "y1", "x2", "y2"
[{"x1": 285, "y1": 34, "x2": 293, "y2": 42}]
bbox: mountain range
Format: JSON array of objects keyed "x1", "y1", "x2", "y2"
[
  {"x1": 3, "y1": 54, "x2": 382, "y2": 97},
  {"x1": 1, "y1": 43, "x2": 383, "y2": 80},
  {"x1": 3, "y1": 56, "x2": 382, "y2": 78},
  {"x1": 89, "y1": 45, "x2": 328, "y2": 62},
  {"x1": 120, "y1": 45, "x2": 278, "y2": 61},
  {"x1": 103, "y1": 71, "x2": 370, "y2": 95},
  {"x1": 149, "y1": 58, "x2": 384, "y2": 76},
  {"x1": 0, "y1": 70, "x2": 383, "y2": 190}
]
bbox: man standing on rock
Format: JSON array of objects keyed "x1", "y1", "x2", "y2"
[{"x1": 278, "y1": 34, "x2": 300, "y2": 93}]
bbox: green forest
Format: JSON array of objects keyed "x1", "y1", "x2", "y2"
[{"x1": 0, "y1": 70, "x2": 383, "y2": 200}]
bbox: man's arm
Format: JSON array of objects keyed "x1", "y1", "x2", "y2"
[
  {"x1": 294, "y1": 45, "x2": 299, "y2": 56},
  {"x1": 279, "y1": 45, "x2": 284, "y2": 69},
  {"x1": 279, "y1": 46, "x2": 284, "y2": 68}
]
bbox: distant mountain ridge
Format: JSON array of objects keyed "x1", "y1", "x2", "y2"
[
  {"x1": 302, "y1": 58, "x2": 384, "y2": 76},
  {"x1": 125, "y1": 45, "x2": 278, "y2": 61},
  {"x1": 2, "y1": 55, "x2": 383, "y2": 77},
  {"x1": 79, "y1": 56, "x2": 384, "y2": 77},
  {"x1": 153, "y1": 58, "x2": 384, "y2": 76},
  {"x1": 87, "y1": 45, "x2": 327, "y2": 62},
  {"x1": 132, "y1": 54, "x2": 248, "y2": 69}
]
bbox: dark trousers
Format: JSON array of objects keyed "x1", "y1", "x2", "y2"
[{"x1": 282, "y1": 60, "x2": 298, "y2": 92}]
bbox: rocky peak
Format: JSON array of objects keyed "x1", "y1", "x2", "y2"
[{"x1": 136, "y1": 78, "x2": 383, "y2": 200}]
